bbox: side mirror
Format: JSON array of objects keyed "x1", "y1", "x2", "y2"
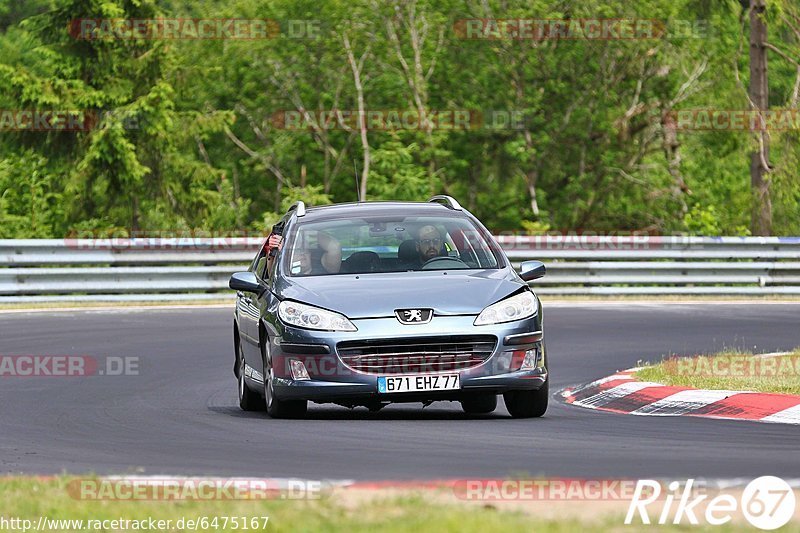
[
  {"x1": 519, "y1": 260, "x2": 546, "y2": 282},
  {"x1": 229, "y1": 271, "x2": 261, "y2": 293}
]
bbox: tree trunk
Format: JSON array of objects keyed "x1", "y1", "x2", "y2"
[
  {"x1": 749, "y1": 0, "x2": 772, "y2": 235},
  {"x1": 521, "y1": 128, "x2": 540, "y2": 218},
  {"x1": 343, "y1": 33, "x2": 370, "y2": 201},
  {"x1": 275, "y1": 175, "x2": 282, "y2": 213},
  {"x1": 661, "y1": 111, "x2": 689, "y2": 216},
  {"x1": 526, "y1": 172, "x2": 540, "y2": 217}
]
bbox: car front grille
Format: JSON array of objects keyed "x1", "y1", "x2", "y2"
[{"x1": 337, "y1": 335, "x2": 497, "y2": 374}]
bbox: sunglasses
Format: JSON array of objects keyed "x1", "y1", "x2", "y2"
[{"x1": 418, "y1": 238, "x2": 442, "y2": 247}]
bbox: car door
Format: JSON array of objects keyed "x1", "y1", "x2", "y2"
[
  {"x1": 237, "y1": 246, "x2": 266, "y2": 370},
  {"x1": 240, "y1": 216, "x2": 289, "y2": 373}
]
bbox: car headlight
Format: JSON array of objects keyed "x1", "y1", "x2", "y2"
[
  {"x1": 474, "y1": 291, "x2": 537, "y2": 326},
  {"x1": 278, "y1": 300, "x2": 357, "y2": 331}
]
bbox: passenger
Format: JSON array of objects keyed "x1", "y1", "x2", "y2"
[
  {"x1": 265, "y1": 233, "x2": 283, "y2": 274},
  {"x1": 286, "y1": 231, "x2": 342, "y2": 275},
  {"x1": 267, "y1": 231, "x2": 342, "y2": 276}
]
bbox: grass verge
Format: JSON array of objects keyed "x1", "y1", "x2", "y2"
[
  {"x1": 636, "y1": 349, "x2": 800, "y2": 395},
  {"x1": 0, "y1": 476, "x2": 770, "y2": 532},
  {"x1": 0, "y1": 477, "x2": 597, "y2": 533}
]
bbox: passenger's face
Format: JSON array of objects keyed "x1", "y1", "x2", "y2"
[
  {"x1": 417, "y1": 226, "x2": 442, "y2": 260},
  {"x1": 296, "y1": 249, "x2": 312, "y2": 273}
]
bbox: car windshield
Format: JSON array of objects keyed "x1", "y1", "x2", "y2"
[{"x1": 284, "y1": 214, "x2": 502, "y2": 276}]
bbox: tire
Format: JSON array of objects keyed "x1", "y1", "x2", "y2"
[
  {"x1": 503, "y1": 378, "x2": 548, "y2": 418},
  {"x1": 237, "y1": 340, "x2": 265, "y2": 411},
  {"x1": 460, "y1": 394, "x2": 498, "y2": 414},
  {"x1": 262, "y1": 341, "x2": 307, "y2": 419}
]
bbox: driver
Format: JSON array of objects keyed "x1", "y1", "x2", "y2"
[{"x1": 416, "y1": 225, "x2": 446, "y2": 265}]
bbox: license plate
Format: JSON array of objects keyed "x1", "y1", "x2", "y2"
[{"x1": 378, "y1": 374, "x2": 460, "y2": 393}]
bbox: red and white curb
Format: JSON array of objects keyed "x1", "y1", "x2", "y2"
[{"x1": 561, "y1": 368, "x2": 800, "y2": 425}]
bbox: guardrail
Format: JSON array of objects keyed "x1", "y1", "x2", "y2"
[{"x1": 1, "y1": 236, "x2": 800, "y2": 301}]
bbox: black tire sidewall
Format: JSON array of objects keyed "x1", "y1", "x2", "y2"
[{"x1": 504, "y1": 379, "x2": 549, "y2": 418}]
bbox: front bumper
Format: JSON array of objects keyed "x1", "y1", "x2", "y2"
[
  {"x1": 261, "y1": 313, "x2": 547, "y2": 404},
  {"x1": 273, "y1": 370, "x2": 546, "y2": 403}
]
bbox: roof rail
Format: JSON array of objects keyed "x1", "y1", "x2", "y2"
[
  {"x1": 428, "y1": 195, "x2": 462, "y2": 211},
  {"x1": 287, "y1": 200, "x2": 306, "y2": 217}
]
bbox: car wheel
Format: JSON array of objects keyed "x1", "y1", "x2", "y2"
[
  {"x1": 503, "y1": 378, "x2": 548, "y2": 418},
  {"x1": 262, "y1": 342, "x2": 307, "y2": 419},
  {"x1": 460, "y1": 394, "x2": 498, "y2": 414},
  {"x1": 237, "y1": 341, "x2": 265, "y2": 411}
]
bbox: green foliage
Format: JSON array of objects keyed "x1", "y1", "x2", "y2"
[
  {"x1": 0, "y1": 150, "x2": 65, "y2": 237},
  {"x1": 521, "y1": 221, "x2": 552, "y2": 235},
  {"x1": 683, "y1": 205, "x2": 723, "y2": 236},
  {"x1": 369, "y1": 141, "x2": 430, "y2": 201},
  {"x1": 280, "y1": 185, "x2": 333, "y2": 212},
  {"x1": 0, "y1": 0, "x2": 799, "y2": 236}
]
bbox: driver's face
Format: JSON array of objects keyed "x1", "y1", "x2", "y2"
[{"x1": 417, "y1": 226, "x2": 443, "y2": 260}]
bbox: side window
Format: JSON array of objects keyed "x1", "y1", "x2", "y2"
[
  {"x1": 265, "y1": 247, "x2": 280, "y2": 280},
  {"x1": 255, "y1": 253, "x2": 269, "y2": 280},
  {"x1": 249, "y1": 247, "x2": 263, "y2": 273},
  {"x1": 252, "y1": 241, "x2": 268, "y2": 280}
]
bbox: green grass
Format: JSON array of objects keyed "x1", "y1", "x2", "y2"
[
  {"x1": 0, "y1": 476, "x2": 772, "y2": 532},
  {"x1": 0, "y1": 477, "x2": 588, "y2": 532},
  {"x1": 636, "y1": 349, "x2": 800, "y2": 395}
]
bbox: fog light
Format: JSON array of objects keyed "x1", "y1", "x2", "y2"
[
  {"x1": 520, "y1": 348, "x2": 539, "y2": 370},
  {"x1": 289, "y1": 359, "x2": 310, "y2": 380}
]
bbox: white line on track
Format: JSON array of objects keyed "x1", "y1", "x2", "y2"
[
  {"x1": 762, "y1": 404, "x2": 800, "y2": 424},
  {"x1": 572, "y1": 381, "x2": 661, "y2": 408},
  {"x1": 630, "y1": 389, "x2": 749, "y2": 416}
]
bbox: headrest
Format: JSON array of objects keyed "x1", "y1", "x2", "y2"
[
  {"x1": 398, "y1": 240, "x2": 418, "y2": 263},
  {"x1": 342, "y1": 251, "x2": 381, "y2": 273}
]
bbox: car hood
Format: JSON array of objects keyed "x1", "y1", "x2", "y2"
[{"x1": 275, "y1": 268, "x2": 523, "y2": 319}]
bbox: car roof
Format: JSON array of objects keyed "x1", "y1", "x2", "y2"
[{"x1": 296, "y1": 201, "x2": 467, "y2": 221}]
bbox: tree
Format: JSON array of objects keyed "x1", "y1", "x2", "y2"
[{"x1": 749, "y1": 0, "x2": 771, "y2": 235}]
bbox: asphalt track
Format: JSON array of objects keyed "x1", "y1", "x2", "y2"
[{"x1": 1, "y1": 303, "x2": 798, "y2": 480}]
